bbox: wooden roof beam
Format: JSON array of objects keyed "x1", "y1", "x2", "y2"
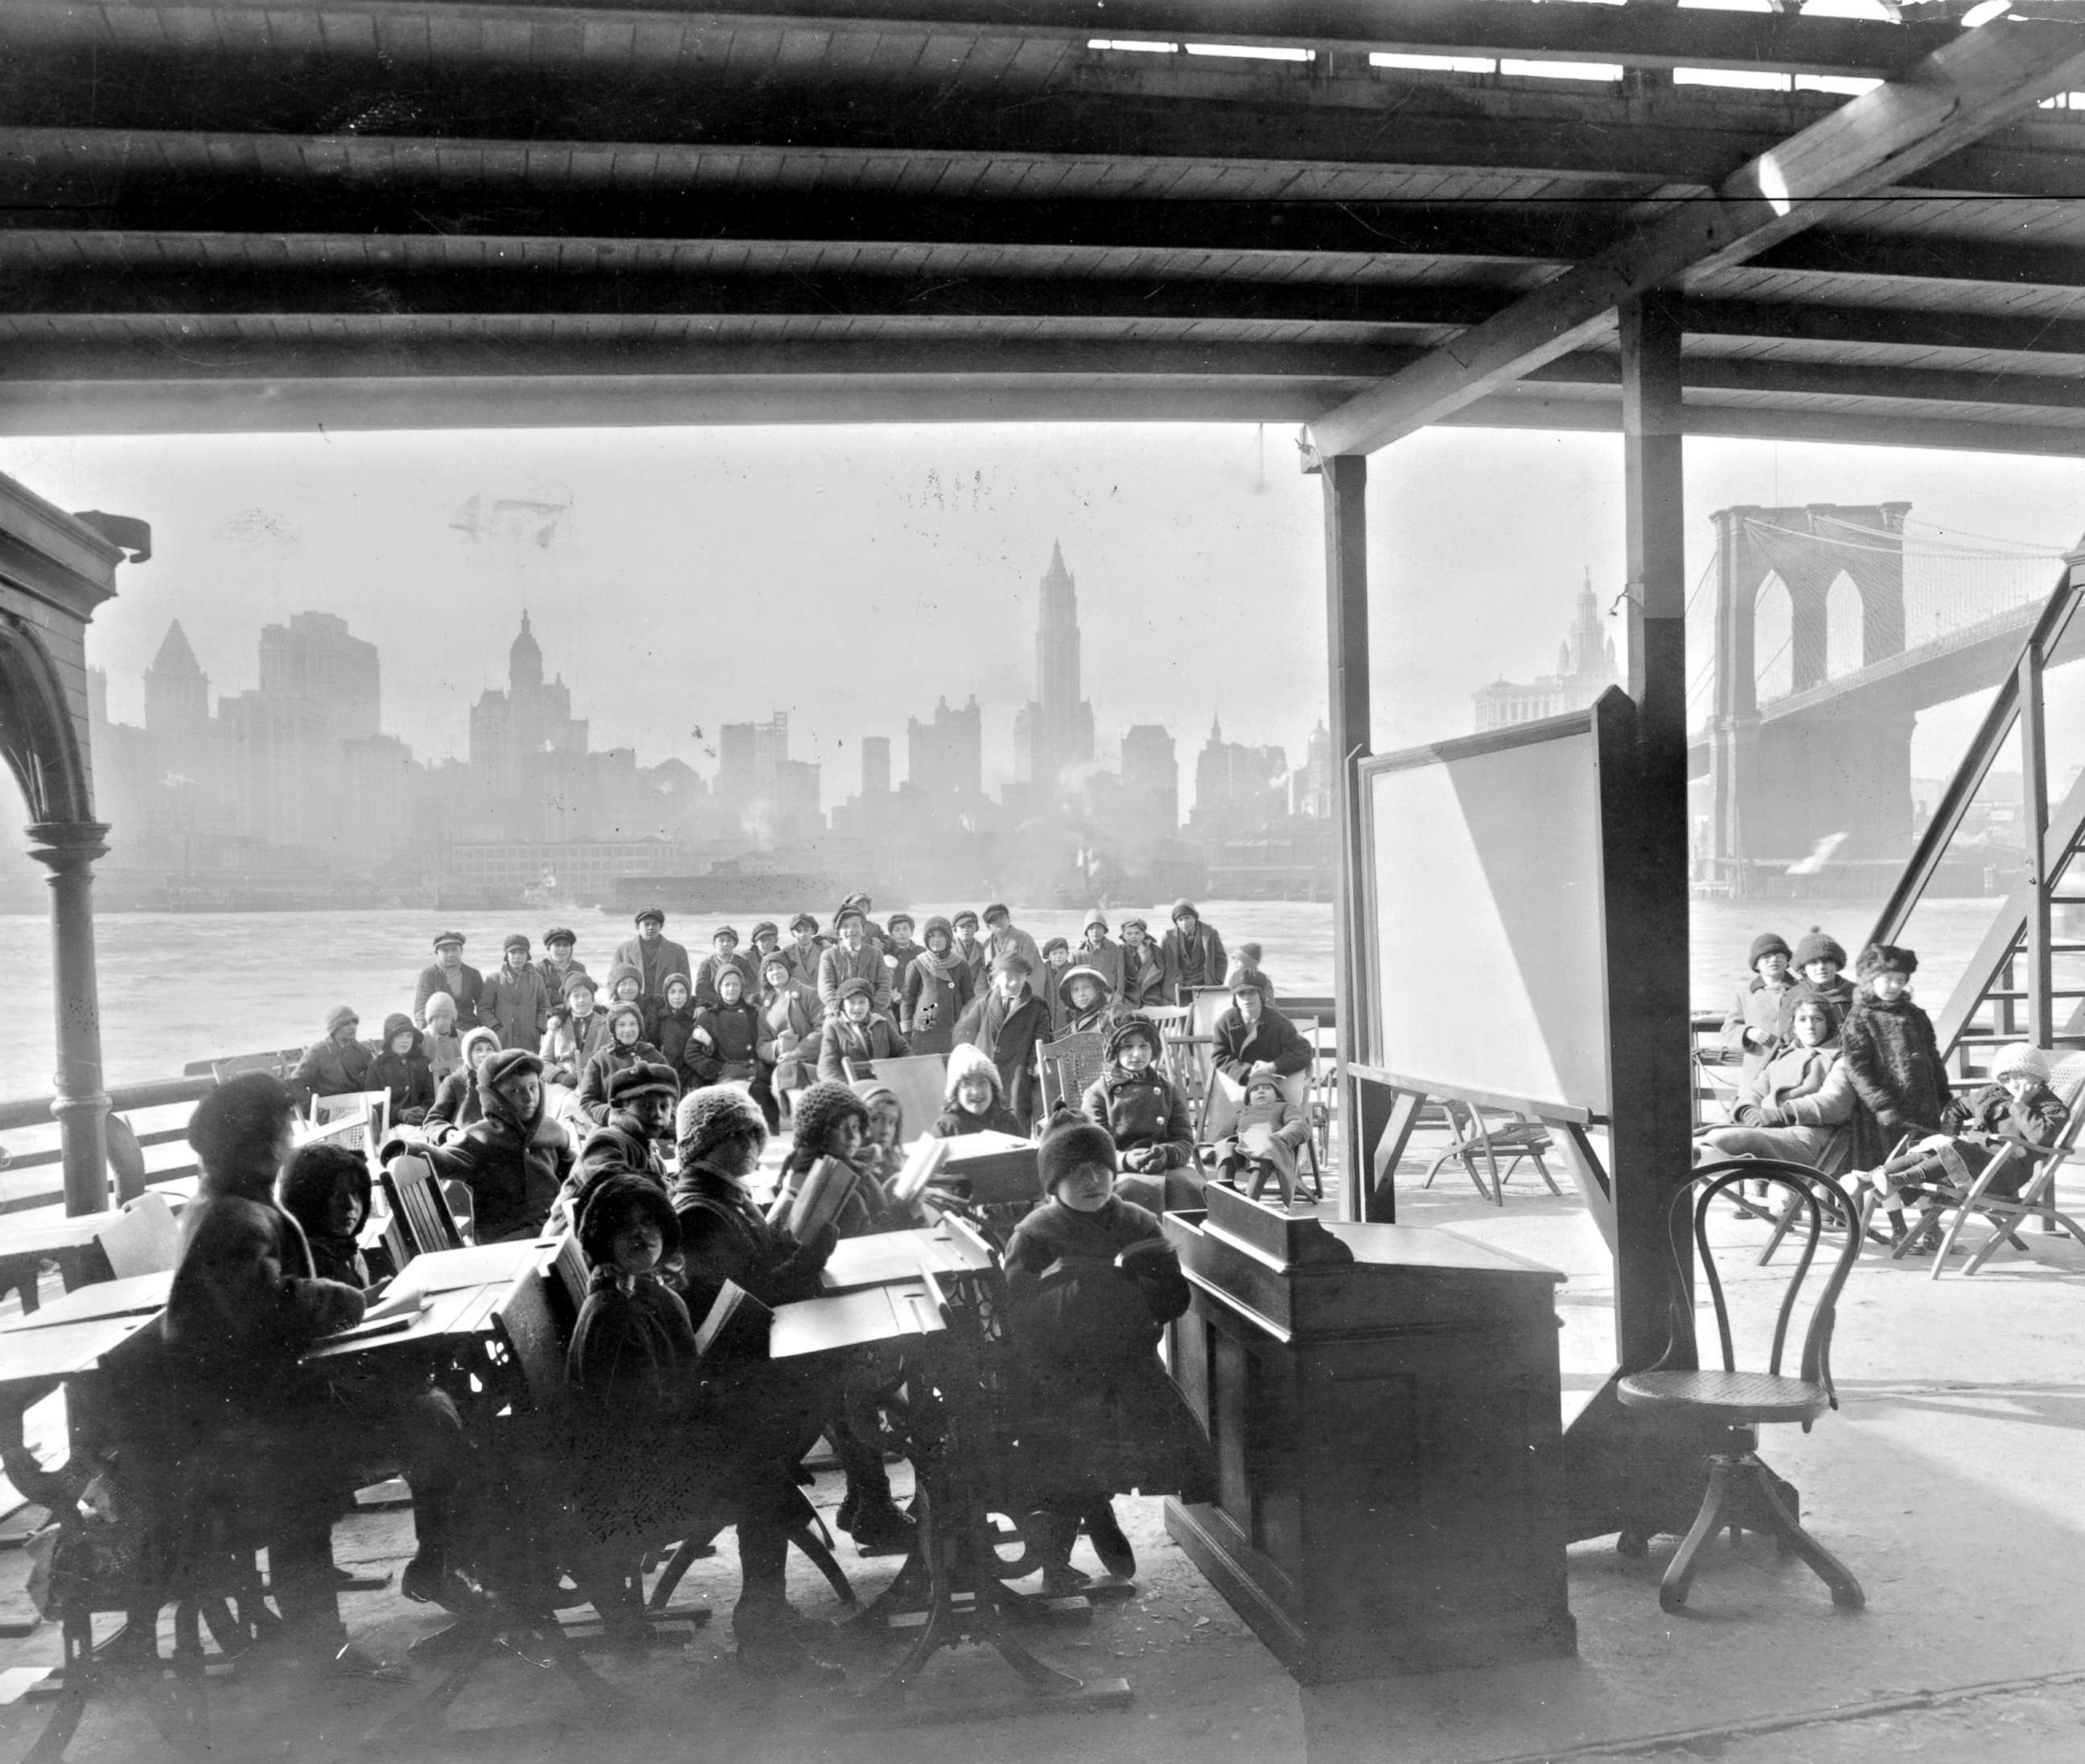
[
  {"x1": 0, "y1": 0, "x2": 1952, "y2": 79},
  {"x1": 1304, "y1": 14, "x2": 2085, "y2": 457}
]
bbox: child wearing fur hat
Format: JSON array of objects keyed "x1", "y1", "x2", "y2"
[
  {"x1": 427, "y1": 1050, "x2": 574, "y2": 1243},
  {"x1": 567, "y1": 1174, "x2": 840, "y2": 1683},
  {"x1": 901, "y1": 917, "x2": 973, "y2": 1058},
  {"x1": 1213, "y1": 1063, "x2": 1311, "y2": 1208},
  {"x1": 1719, "y1": 931, "x2": 1795, "y2": 1082},
  {"x1": 574, "y1": 1000, "x2": 667, "y2": 1129},
  {"x1": 1840, "y1": 944, "x2": 1951, "y2": 1236},
  {"x1": 1861, "y1": 1043, "x2": 2068, "y2": 1239},
  {"x1": 816, "y1": 976, "x2": 911, "y2": 1083},
  {"x1": 422, "y1": 991, "x2": 464, "y2": 1083},
  {"x1": 1004, "y1": 1112, "x2": 1215, "y2": 1593},
  {"x1": 369, "y1": 1011, "x2": 435, "y2": 1127},
  {"x1": 1080, "y1": 1016, "x2": 1199, "y2": 1212},
  {"x1": 933, "y1": 1044, "x2": 1027, "y2": 1138},
  {"x1": 425, "y1": 1025, "x2": 501, "y2": 1144}
]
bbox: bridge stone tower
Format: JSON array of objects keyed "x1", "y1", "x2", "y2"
[{"x1": 1702, "y1": 503, "x2": 1913, "y2": 882}]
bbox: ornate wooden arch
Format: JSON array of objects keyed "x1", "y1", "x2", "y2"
[{"x1": 0, "y1": 611, "x2": 97, "y2": 827}]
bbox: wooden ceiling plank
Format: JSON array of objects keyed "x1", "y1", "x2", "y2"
[{"x1": 1306, "y1": 15, "x2": 2085, "y2": 456}]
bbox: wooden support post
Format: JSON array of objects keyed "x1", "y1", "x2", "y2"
[
  {"x1": 1614, "y1": 295, "x2": 1694, "y2": 1374},
  {"x1": 1320, "y1": 454, "x2": 1381, "y2": 1221},
  {"x1": 27, "y1": 821, "x2": 112, "y2": 1217},
  {"x1": 2020, "y1": 637, "x2": 2054, "y2": 1049}
]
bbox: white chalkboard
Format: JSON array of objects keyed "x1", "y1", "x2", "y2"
[{"x1": 1359, "y1": 702, "x2": 1621, "y2": 1117}]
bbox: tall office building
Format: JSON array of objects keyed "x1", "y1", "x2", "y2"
[
  {"x1": 1121, "y1": 723, "x2": 1179, "y2": 832},
  {"x1": 861, "y1": 735, "x2": 891, "y2": 798},
  {"x1": 907, "y1": 695, "x2": 982, "y2": 800},
  {"x1": 1015, "y1": 541, "x2": 1095, "y2": 789}
]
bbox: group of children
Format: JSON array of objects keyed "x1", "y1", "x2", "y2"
[
  {"x1": 164, "y1": 1030, "x2": 1219, "y2": 1686},
  {"x1": 1707, "y1": 926, "x2": 2071, "y2": 1248}
]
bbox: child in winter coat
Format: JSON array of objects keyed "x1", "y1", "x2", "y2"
[
  {"x1": 652, "y1": 973, "x2": 697, "y2": 1077},
  {"x1": 576, "y1": 1002, "x2": 668, "y2": 1129},
  {"x1": 425, "y1": 1025, "x2": 501, "y2": 1144},
  {"x1": 1840, "y1": 943, "x2": 1951, "y2": 1241},
  {"x1": 755, "y1": 950, "x2": 816, "y2": 1129},
  {"x1": 1080, "y1": 1015, "x2": 1199, "y2": 1213},
  {"x1": 952, "y1": 954, "x2": 1051, "y2": 1132},
  {"x1": 1865, "y1": 1042, "x2": 2069, "y2": 1222},
  {"x1": 849, "y1": 1079, "x2": 908, "y2": 1188},
  {"x1": 1212, "y1": 1063, "x2": 1310, "y2": 1207},
  {"x1": 882, "y1": 915, "x2": 923, "y2": 1030},
  {"x1": 600, "y1": 961, "x2": 661, "y2": 1047},
  {"x1": 540, "y1": 973, "x2": 611, "y2": 1091},
  {"x1": 767, "y1": 1079, "x2": 917, "y2": 1556},
  {"x1": 422, "y1": 992, "x2": 464, "y2": 1084},
  {"x1": 1004, "y1": 1113, "x2": 1214, "y2": 1593},
  {"x1": 369, "y1": 1012, "x2": 435, "y2": 1127},
  {"x1": 428, "y1": 1050, "x2": 574, "y2": 1243},
  {"x1": 1039, "y1": 938, "x2": 1072, "y2": 1027},
  {"x1": 689, "y1": 967, "x2": 763, "y2": 1089},
  {"x1": 816, "y1": 977, "x2": 911, "y2": 1083},
  {"x1": 1055, "y1": 965, "x2": 1120, "y2": 1038},
  {"x1": 1695, "y1": 994, "x2": 1854, "y2": 1173},
  {"x1": 1211, "y1": 974, "x2": 1311, "y2": 1083},
  {"x1": 1720, "y1": 931, "x2": 1795, "y2": 1082},
  {"x1": 1115, "y1": 916, "x2": 1164, "y2": 1011},
  {"x1": 569, "y1": 1173, "x2": 839, "y2": 1683},
  {"x1": 932, "y1": 1044, "x2": 1027, "y2": 1137},
  {"x1": 902, "y1": 917, "x2": 973, "y2": 1058}
]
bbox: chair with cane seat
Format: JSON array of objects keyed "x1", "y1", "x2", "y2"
[
  {"x1": 1036, "y1": 1032, "x2": 1106, "y2": 1119},
  {"x1": 1617, "y1": 1157, "x2": 1866, "y2": 1615}
]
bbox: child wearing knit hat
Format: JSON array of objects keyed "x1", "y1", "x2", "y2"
[
  {"x1": 1718, "y1": 931, "x2": 1795, "y2": 1083},
  {"x1": 1859, "y1": 1042, "x2": 2068, "y2": 1248},
  {"x1": 1004, "y1": 1111, "x2": 1215, "y2": 1593},
  {"x1": 1212, "y1": 1063, "x2": 1311, "y2": 1208},
  {"x1": 1782, "y1": 927, "x2": 1856, "y2": 1031}
]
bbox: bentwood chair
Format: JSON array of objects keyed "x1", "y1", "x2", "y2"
[{"x1": 1617, "y1": 1158, "x2": 1866, "y2": 1615}]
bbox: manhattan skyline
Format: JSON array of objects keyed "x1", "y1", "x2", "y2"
[{"x1": 6, "y1": 424, "x2": 2082, "y2": 804}]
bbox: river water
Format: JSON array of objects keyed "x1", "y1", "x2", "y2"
[{"x1": 0, "y1": 895, "x2": 2005, "y2": 1093}]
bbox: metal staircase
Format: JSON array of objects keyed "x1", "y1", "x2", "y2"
[{"x1": 1870, "y1": 549, "x2": 2085, "y2": 1083}]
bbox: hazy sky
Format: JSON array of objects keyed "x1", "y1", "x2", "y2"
[{"x1": 4, "y1": 424, "x2": 2082, "y2": 808}]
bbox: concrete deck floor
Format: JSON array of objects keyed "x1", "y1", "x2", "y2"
[{"x1": 4, "y1": 1153, "x2": 2084, "y2": 1763}]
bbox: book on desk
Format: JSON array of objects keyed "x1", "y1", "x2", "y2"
[{"x1": 932, "y1": 1130, "x2": 1038, "y2": 1206}]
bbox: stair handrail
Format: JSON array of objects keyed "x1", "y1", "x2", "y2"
[{"x1": 1869, "y1": 559, "x2": 2085, "y2": 952}]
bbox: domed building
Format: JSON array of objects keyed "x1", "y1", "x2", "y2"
[{"x1": 467, "y1": 610, "x2": 590, "y2": 791}]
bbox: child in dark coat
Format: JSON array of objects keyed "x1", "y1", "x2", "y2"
[
  {"x1": 575, "y1": 1001, "x2": 668, "y2": 1128},
  {"x1": 652, "y1": 973, "x2": 697, "y2": 1078},
  {"x1": 1080, "y1": 1015, "x2": 1199, "y2": 1213},
  {"x1": 369, "y1": 1011, "x2": 435, "y2": 1127},
  {"x1": 569, "y1": 1175, "x2": 838, "y2": 1682},
  {"x1": 165, "y1": 1077, "x2": 404, "y2": 1678},
  {"x1": 1840, "y1": 943, "x2": 1952, "y2": 1243},
  {"x1": 1005, "y1": 1114, "x2": 1214, "y2": 1593},
  {"x1": 689, "y1": 967, "x2": 764, "y2": 1088}
]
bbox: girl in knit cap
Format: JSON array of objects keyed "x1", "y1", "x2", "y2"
[
  {"x1": 901, "y1": 916, "x2": 973, "y2": 1058},
  {"x1": 1213, "y1": 1063, "x2": 1311, "y2": 1208},
  {"x1": 569, "y1": 1173, "x2": 840, "y2": 1684},
  {"x1": 575, "y1": 1001, "x2": 666, "y2": 1128},
  {"x1": 1840, "y1": 944, "x2": 1951, "y2": 1243},
  {"x1": 933, "y1": 1044, "x2": 1026, "y2": 1138},
  {"x1": 1004, "y1": 1112, "x2": 1215, "y2": 1593},
  {"x1": 1719, "y1": 931, "x2": 1795, "y2": 1083},
  {"x1": 422, "y1": 991, "x2": 463, "y2": 1083},
  {"x1": 1861, "y1": 1042, "x2": 2068, "y2": 1241}
]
